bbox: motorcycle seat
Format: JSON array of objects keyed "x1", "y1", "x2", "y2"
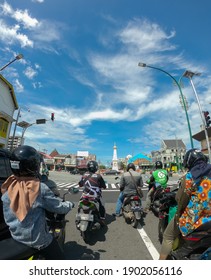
[
  {"x1": 123, "y1": 194, "x2": 140, "y2": 205},
  {"x1": 0, "y1": 237, "x2": 37, "y2": 260}
]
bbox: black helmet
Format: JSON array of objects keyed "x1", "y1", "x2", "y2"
[
  {"x1": 87, "y1": 160, "x2": 98, "y2": 173},
  {"x1": 155, "y1": 161, "x2": 163, "y2": 169},
  {"x1": 183, "y1": 149, "x2": 208, "y2": 170},
  {"x1": 127, "y1": 163, "x2": 135, "y2": 171},
  {"x1": 10, "y1": 145, "x2": 41, "y2": 177}
]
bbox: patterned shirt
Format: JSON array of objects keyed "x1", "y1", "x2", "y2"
[{"x1": 179, "y1": 172, "x2": 211, "y2": 236}]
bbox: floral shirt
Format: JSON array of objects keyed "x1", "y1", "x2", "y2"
[{"x1": 179, "y1": 172, "x2": 211, "y2": 236}]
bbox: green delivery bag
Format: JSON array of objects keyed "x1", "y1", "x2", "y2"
[{"x1": 168, "y1": 205, "x2": 178, "y2": 223}]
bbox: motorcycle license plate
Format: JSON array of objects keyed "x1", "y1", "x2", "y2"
[
  {"x1": 76, "y1": 213, "x2": 94, "y2": 222},
  {"x1": 131, "y1": 206, "x2": 142, "y2": 212}
]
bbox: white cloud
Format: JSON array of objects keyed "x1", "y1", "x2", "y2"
[
  {"x1": 0, "y1": 20, "x2": 33, "y2": 47},
  {"x1": 32, "y1": 0, "x2": 44, "y2": 3},
  {"x1": 24, "y1": 66, "x2": 38, "y2": 79},
  {"x1": 14, "y1": 79, "x2": 24, "y2": 92},
  {"x1": 1, "y1": 2, "x2": 39, "y2": 29},
  {"x1": 118, "y1": 18, "x2": 176, "y2": 53}
]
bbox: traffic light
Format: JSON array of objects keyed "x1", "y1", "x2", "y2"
[
  {"x1": 51, "y1": 113, "x2": 55, "y2": 121},
  {"x1": 203, "y1": 111, "x2": 211, "y2": 128}
]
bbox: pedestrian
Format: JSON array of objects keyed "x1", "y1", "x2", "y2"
[
  {"x1": 1, "y1": 145, "x2": 74, "y2": 260},
  {"x1": 113, "y1": 163, "x2": 143, "y2": 217},
  {"x1": 159, "y1": 149, "x2": 211, "y2": 260},
  {"x1": 78, "y1": 160, "x2": 107, "y2": 224},
  {"x1": 144, "y1": 161, "x2": 168, "y2": 213}
]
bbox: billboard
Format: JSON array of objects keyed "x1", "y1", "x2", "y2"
[{"x1": 77, "y1": 151, "x2": 89, "y2": 157}]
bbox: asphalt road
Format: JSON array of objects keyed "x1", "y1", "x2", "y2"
[{"x1": 48, "y1": 171, "x2": 181, "y2": 260}]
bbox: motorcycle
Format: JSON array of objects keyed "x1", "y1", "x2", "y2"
[
  {"x1": 0, "y1": 186, "x2": 76, "y2": 260},
  {"x1": 170, "y1": 221, "x2": 211, "y2": 260},
  {"x1": 152, "y1": 183, "x2": 211, "y2": 259},
  {"x1": 152, "y1": 186, "x2": 178, "y2": 243},
  {"x1": 75, "y1": 186, "x2": 104, "y2": 243},
  {"x1": 147, "y1": 180, "x2": 178, "y2": 243},
  {"x1": 121, "y1": 194, "x2": 144, "y2": 228},
  {"x1": 115, "y1": 177, "x2": 144, "y2": 228}
]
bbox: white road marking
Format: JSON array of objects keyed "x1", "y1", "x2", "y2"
[
  {"x1": 55, "y1": 181, "x2": 178, "y2": 191},
  {"x1": 111, "y1": 183, "x2": 118, "y2": 189},
  {"x1": 137, "y1": 224, "x2": 159, "y2": 260}
]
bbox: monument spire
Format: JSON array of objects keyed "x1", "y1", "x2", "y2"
[{"x1": 112, "y1": 143, "x2": 118, "y2": 171}]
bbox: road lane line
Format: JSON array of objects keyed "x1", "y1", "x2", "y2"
[{"x1": 137, "y1": 225, "x2": 159, "y2": 260}]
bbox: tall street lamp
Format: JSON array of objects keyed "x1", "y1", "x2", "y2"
[
  {"x1": 0, "y1": 54, "x2": 23, "y2": 71},
  {"x1": 183, "y1": 70, "x2": 211, "y2": 162},
  {"x1": 138, "y1": 62, "x2": 194, "y2": 149},
  {"x1": 10, "y1": 107, "x2": 21, "y2": 151}
]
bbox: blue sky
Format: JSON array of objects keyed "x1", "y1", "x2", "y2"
[{"x1": 1, "y1": 0, "x2": 211, "y2": 165}]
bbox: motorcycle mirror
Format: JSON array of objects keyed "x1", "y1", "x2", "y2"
[{"x1": 41, "y1": 174, "x2": 48, "y2": 182}]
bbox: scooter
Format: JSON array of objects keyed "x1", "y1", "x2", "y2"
[
  {"x1": 0, "y1": 186, "x2": 76, "y2": 260},
  {"x1": 121, "y1": 194, "x2": 144, "y2": 228},
  {"x1": 155, "y1": 188, "x2": 178, "y2": 243},
  {"x1": 114, "y1": 176, "x2": 144, "y2": 228},
  {"x1": 153, "y1": 184, "x2": 211, "y2": 259},
  {"x1": 75, "y1": 187, "x2": 103, "y2": 243}
]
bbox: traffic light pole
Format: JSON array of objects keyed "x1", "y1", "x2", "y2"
[{"x1": 188, "y1": 78, "x2": 211, "y2": 162}]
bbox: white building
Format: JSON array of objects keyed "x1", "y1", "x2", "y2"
[{"x1": 0, "y1": 75, "x2": 18, "y2": 149}]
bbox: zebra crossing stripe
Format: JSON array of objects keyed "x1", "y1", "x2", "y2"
[
  {"x1": 56, "y1": 182, "x2": 72, "y2": 188},
  {"x1": 111, "y1": 183, "x2": 118, "y2": 189}
]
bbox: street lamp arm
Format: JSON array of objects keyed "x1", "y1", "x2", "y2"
[
  {"x1": 0, "y1": 54, "x2": 24, "y2": 71},
  {"x1": 138, "y1": 62, "x2": 194, "y2": 149}
]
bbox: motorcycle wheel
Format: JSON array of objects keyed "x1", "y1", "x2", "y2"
[
  {"x1": 81, "y1": 231, "x2": 89, "y2": 243},
  {"x1": 131, "y1": 215, "x2": 138, "y2": 228},
  {"x1": 158, "y1": 218, "x2": 167, "y2": 244}
]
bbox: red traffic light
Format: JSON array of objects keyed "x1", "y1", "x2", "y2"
[{"x1": 51, "y1": 113, "x2": 55, "y2": 121}]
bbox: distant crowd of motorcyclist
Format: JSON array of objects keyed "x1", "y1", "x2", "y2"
[{"x1": 0, "y1": 145, "x2": 211, "y2": 260}]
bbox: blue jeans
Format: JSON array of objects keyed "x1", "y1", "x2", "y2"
[{"x1": 115, "y1": 192, "x2": 124, "y2": 214}]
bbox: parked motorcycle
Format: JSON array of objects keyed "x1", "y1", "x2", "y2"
[
  {"x1": 75, "y1": 187, "x2": 103, "y2": 243},
  {"x1": 0, "y1": 186, "x2": 76, "y2": 260}
]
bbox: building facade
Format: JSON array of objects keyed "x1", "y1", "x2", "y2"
[
  {"x1": 0, "y1": 75, "x2": 18, "y2": 148},
  {"x1": 151, "y1": 139, "x2": 186, "y2": 171},
  {"x1": 192, "y1": 126, "x2": 211, "y2": 157}
]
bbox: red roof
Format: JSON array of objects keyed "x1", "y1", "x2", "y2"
[{"x1": 39, "y1": 152, "x2": 53, "y2": 159}]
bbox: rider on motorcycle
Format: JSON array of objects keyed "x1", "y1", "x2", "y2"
[
  {"x1": 144, "y1": 160, "x2": 168, "y2": 213},
  {"x1": 113, "y1": 163, "x2": 143, "y2": 217},
  {"x1": 159, "y1": 148, "x2": 211, "y2": 260},
  {"x1": 78, "y1": 160, "x2": 107, "y2": 223},
  {"x1": 1, "y1": 145, "x2": 74, "y2": 260}
]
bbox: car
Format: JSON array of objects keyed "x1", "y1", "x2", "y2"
[
  {"x1": 103, "y1": 169, "x2": 121, "y2": 176},
  {"x1": 0, "y1": 148, "x2": 12, "y2": 241}
]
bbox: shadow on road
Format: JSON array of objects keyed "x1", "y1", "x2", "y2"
[
  {"x1": 64, "y1": 241, "x2": 102, "y2": 260},
  {"x1": 64, "y1": 213, "x2": 116, "y2": 259}
]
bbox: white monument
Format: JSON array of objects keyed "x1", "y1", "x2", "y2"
[{"x1": 112, "y1": 143, "x2": 119, "y2": 171}]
